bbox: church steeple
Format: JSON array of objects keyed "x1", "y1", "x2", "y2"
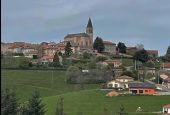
[
  {"x1": 87, "y1": 18, "x2": 93, "y2": 28},
  {"x1": 86, "y1": 18, "x2": 93, "y2": 48}
]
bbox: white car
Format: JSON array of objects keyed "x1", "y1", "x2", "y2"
[{"x1": 156, "y1": 86, "x2": 163, "y2": 90}]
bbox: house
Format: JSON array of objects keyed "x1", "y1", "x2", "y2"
[
  {"x1": 129, "y1": 83, "x2": 156, "y2": 95},
  {"x1": 107, "y1": 75, "x2": 134, "y2": 89},
  {"x1": 162, "y1": 63, "x2": 170, "y2": 71},
  {"x1": 103, "y1": 41, "x2": 116, "y2": 54},
  {"x1": 104, "y1": 59, "x2": 122, "y2": 68},
  {"x1": 163, "y1": 104, "x2": 170, "y2": 114},
  {"x1": 8, "y1": 43, "x2": 35, "y2": 55},
  {"x1": 42, "y1": 45, "x2": 58, "y2": 57},
  {"x1": 1, "y1": 42, "x2": 12, "y2": 55},
  {"x1": 161, "y1": 73, "x2": 170, "y2": 89},
  {"x1": 138, "y1": 67, "x2": 156, "y2": 75},
  {"x1": 126, "y1": 47, "x2": 138, "y2": 56},
  {"x1": 147, "y1": 50, "x2": 158, "y2": 57},
  {"x1": 40, "y1": 55, "x2": 54, "y2": 64},
  {"x1": 24, "y1": 50, "x2": 38, "y2": 58}
]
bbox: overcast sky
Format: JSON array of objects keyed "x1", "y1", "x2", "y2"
[{"x1": 1, "y1": 0, "x2": 170, "y2": 56}]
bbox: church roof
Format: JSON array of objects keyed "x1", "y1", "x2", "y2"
[
  {"x1": 64, "y1": 33, "x2": 89, "y2": 38},
  {"x1": 87, "y1": 18, "x2": 93, "y2": 28}
]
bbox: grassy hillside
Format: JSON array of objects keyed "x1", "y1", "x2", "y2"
[
  {"x1": 1, "y1": 70, "x2": 99, "y2": 101},
  {"x1": 43, "y1": 89, "x2": 170, "y2": 115},
  {"x1": 1, "y1": 70, "x2": 170, "y2": 115}
]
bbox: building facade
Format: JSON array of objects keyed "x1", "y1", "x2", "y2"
[
  {"x1": 103, "y1": 41, "x2": 116, "y2": 54},
  {"x1": 64, "y1": 18, "x2": 93, "y2": 52}
]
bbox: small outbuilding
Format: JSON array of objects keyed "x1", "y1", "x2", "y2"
[{"x1": 163, "y1": 104, "x2": 170, "y2": 114}]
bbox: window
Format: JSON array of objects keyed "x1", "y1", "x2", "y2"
[
  {"x1": 114, "y1": 84, "x2": 118, "y2": 88},
  {"x1": 145, "y1": 90, "x2": 148, "y2": 92},
  {"x1": 108, "y1": 84, "x2": 113, "y2": 87},
  {"x1": 139, "y1": 90, "x2": 143, "y2": 94}
]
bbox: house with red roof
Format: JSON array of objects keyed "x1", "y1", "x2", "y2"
[
  {"x1": 40, "y1": 55, "x2": 54, "y2": 64},
  {"x1": 163, "y1": 104, "x2": 170, "y2": 114},
  {"x1": 147, "y1": 50, "x2": 159, "y2": 57},
  {"x1": 104, "y1": 59, "x2": 122, "y2": 68},
  {"x1": 103, "y1": 41, "x2": 116, "y2": 54},
  {"x1": 162, "y1": 63, "x2": 170, "y2": 71}
]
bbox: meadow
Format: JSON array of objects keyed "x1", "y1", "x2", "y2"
[{"x1": 1, "y1": 70, "x2": 170, "y2": 115}]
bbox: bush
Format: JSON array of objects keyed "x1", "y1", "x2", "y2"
[
  {"x1": 19, "y1": 58, "x2": 30, "y2": 69},
  {"x1": 96, "y1": 56, "x2": 108, "y2": 62},
  {"x1": 83, "y1": 52, "x2": 91, "y2": 59}
]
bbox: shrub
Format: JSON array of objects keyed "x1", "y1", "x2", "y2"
[{"x1": 96, "y1": 56, "x2": 108, "y2": 62}]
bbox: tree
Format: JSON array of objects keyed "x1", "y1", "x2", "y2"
[
  {"x1": 83, "y1": 52, "x2": 91, "y2": 59},
  {"x1": 133, "y1": 49, "x2": 149, "y2": 82},
  {"x1": 1, "y1": 88, "x2": 19, "y2": 115},
  {"x1": 58, "y1": 51, "x2": 62, "y2": 56},
  {"x1": 93, "y1": 36, "x2": 105, "y2": 53},
  {"x1": 19, "y1": 57, "x2": 30, "y2": 69},
  {"x1": 117, "y1": 42, "x2": 127, "y2": 53},
  {"x1": 118, "y1": 105, "x2": 128, "y2": 115},
  {"x1": 165, "y1": 46, "x2": 170, "y2": 62},
  {"x1": 133, "y1": 49, "x2": 149, "y2": 63},
  {"x1": 64, "y1": 42, "x2": 72, "y2": 57},
  {"x1": 55, "y1": 97, "x2": 64, "y2": 115},
  {"x1": 27, "y1": 91, "x2": 46, "y2": 115},
  {"x1": 53, "y1": 52, "x2": 59, "y2": 62}
]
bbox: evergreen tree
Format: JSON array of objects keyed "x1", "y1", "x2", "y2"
[
  {"x1": 165, "y1": 46, "x2": 170, "y2": 61},
  {"x1": 93, "y1": 36, "x2": 105, "y2": 53},
  {"x1": 64, "y1": 42, "x2": 72, "y2": 57},
  {"x1": 27, "y1": 91, "x2": 46, "y2": 115},
  {"x1": 55, "y1": 97, "x2": 64, "y2": 115},
  {"x1": 117, "y1": 42, "x2": 127, "y2": 53},
  {"x1": 118, "y1": 105, "x2": 128, "y2": 115},
  {"x1": 1, "y1": 88, "x2": 18, "y2": 115}
]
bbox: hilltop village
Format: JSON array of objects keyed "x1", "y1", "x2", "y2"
[
  {"x1": 1, "y1": 18, "x2": 170, "y2": 90},
  {"x1": 1, "y1": 18, "x2": 170, "y2": 114}
]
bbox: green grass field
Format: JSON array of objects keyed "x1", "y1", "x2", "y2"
[
  {"x1": 1, "y1": 70, "x2": 99, "y2": 101},
  {"x1": 43, "y1": 89, "x2": 170, "y2": 115},
  {"x1": 1, "y1": 70, "x2": 170, "y2": 115}
]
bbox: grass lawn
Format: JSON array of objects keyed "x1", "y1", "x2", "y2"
[
  {"x1": 1, "y1": 70, "x2": 99, "y2": 102},
  {"x1": 43, "y1": 89, "x2": 170, "y2": 115}
]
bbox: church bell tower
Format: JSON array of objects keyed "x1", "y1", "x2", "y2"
[{"x1": 86, "y1": 18, "x2": 93, "y2": 48}]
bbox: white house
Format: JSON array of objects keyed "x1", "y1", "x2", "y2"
[
  {"x1": 107, "y1": 75, "x2": 134, "y2": 89},
  {"x1": 163, "y1": 104, "x2": 170, "y2": 114}
]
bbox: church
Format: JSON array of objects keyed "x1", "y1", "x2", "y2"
[{"x1": 64, "y1": 18, "x2": 93, "y2": 53}]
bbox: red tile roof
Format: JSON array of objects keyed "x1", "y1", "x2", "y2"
[
  {"x1": 147, "y1": 50, "x2": 158, "y2": 55},
  {"x1": 162, "y1": 63, "x2": 170, "y2": 68},
  {"x1": 163, "y1": 104, "x2": 170, "y2": 108},
  {"x1": 103, "y1": 41, "x2": 116, "y2": 45}
]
